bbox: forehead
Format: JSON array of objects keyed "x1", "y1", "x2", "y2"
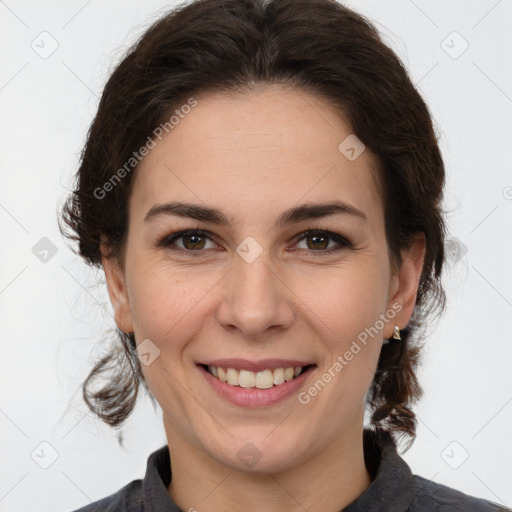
[{"x1": 130, "y1": 85, "x2": 383, "y2": 229}]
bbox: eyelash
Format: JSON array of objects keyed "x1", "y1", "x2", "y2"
[{"x1": 157, "y1": 228, "x2": 352, "y2": 256}]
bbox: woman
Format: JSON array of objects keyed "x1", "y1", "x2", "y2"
[{"x1": 60, "y1": 0, "x2": 510, "y2": 510}]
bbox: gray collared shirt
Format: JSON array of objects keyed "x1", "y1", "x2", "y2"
[{"x1": 71, "y1": 428, "x2": 510, "y2": 511}]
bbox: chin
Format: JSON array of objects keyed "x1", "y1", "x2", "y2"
[{"x1": 205, "y1": 430, "x2": 307, "y2": 474}]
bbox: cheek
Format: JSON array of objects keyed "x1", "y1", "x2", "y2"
[
  {"x1": 295, "y1": 260, "x2": 387, "y2": 334},
  {"x1": 128, "y1": 264, "x2": 219, "y2": 412},
  {"x1": 293, "y1": 261, "x2": 386, "y2": 396},
  {"x1": 127, "y1": 258, "x2": 221, "y2": 342}
]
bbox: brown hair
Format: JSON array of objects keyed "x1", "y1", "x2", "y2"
[{"x1": 59, "y1": 0, "x2": 446, "y2": 451}]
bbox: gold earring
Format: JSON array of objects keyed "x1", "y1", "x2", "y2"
[{"x1": 392, "y1": 325, "x2": 401, "y2": 340}]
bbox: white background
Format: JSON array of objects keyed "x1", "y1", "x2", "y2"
[{"x1": 1, "y1": 1, "x2": 511, "y2": 510}]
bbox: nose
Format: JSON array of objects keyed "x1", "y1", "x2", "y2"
[{"x1": 216, "y1": 248, "x2": 295, "y2": 339}]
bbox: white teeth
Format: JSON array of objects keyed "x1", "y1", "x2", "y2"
[
  {"x1": 207, "y1": 365, "x2": 306, "y2": 388},
  {"x1": 273, "y1": 367, "x2": 284, "y2": 385},
  {"x1": 218, "y1": 367, "x2": 227, "y2": 383},
  {"x1": 239, "y1": 369, "x2": 255, "y2": 388},
  {"x1": 226, "y1": 368, "x2": 239, "y2": 386},
  {"x1": 255, "y1": 369, "x2": 274, "y2": 389}
]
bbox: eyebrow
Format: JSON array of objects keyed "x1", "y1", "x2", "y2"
[{"x1": 144, "y1": 200, "x2": 368, "y2": 227}]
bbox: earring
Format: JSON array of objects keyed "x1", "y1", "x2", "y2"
[{"x1": 392, "y1": 325, "x2": 401, "y2": 341}]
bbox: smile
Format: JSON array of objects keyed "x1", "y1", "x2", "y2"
[{"x1": 198, "y1": 358, "x2": 317, "y2": 406}]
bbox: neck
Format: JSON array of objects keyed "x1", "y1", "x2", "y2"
[{"x1": 165, "y1": 419, "x2": 373, "y2": 512}]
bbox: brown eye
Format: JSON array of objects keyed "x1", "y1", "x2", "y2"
[
  {"x1": 294, "y1": 230, "x2": 350, "y2": 253},
  {"x1": 160, "y1": 229, "x2": 217, "y2": 252},
  {"x1": 305, "y1": 233, "x2": 329, "y2": 250},
  {"x1": 182, "y1": 233, "x2": 206, "y2": 250}
]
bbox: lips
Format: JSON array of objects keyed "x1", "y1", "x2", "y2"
[{"x1": 198, "y1": 362, "x2": 317, "y2": 407}]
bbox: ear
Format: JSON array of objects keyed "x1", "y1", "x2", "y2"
[
  {"x1": 100, "y1": 238, "x2": 134, "y2": 334},
  {"x1": 384, "y1": 232, "x2": 426, "y2": 339}
]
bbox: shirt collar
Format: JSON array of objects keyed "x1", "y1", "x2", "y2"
[
  {"x1": 142, "y1": 428, "x2": 415, "y2": 512},
  {"x1": 341, "y1": 428, "x2": 414, "y2": 512}
]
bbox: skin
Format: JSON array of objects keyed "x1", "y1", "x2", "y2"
[{"x1": 101, "y1": 84, "x2": 426, "y2": 512}]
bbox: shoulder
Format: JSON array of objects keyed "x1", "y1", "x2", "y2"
[
  {"x1": 408, "y1": 475, "x2": 510, "y2": 512},
  {"x1": 69, "y1": 479, "x2": 143, "y2": 512}
]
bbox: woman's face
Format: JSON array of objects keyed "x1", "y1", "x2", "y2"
[{"x1": 102, "y1": 85, "x2": 424, "y2": 472}]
